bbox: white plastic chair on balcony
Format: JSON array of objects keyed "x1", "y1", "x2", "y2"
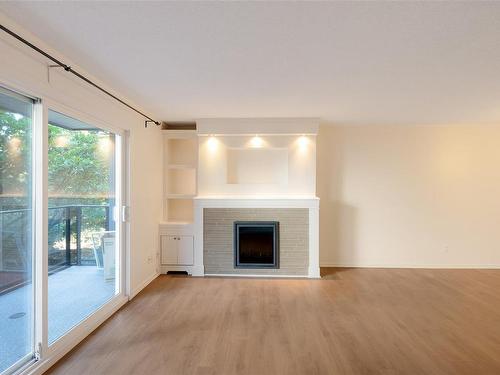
[{"x1": 91, "y1": 231, "x2": 115, "y2": 281}]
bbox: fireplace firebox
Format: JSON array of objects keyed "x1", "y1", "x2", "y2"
[{"x1": 234, "y1": 221, "x2": 279, "y2": 268}]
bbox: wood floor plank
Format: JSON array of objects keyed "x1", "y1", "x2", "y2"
[{"x1": 45, "y1": 269, "x2": 500, "y2": 375}]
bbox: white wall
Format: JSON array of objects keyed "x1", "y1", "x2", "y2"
[
  {"x1": 0, "y1": 13, "x2": 163, "y2": 295},
  {"x1": 317, "y1": 124, "x2": 500, "y2": 268},
  {"x1": 128, "y1": 129, "x2": 162, "y2": 296}
]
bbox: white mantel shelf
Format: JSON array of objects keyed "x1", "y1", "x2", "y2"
[
  {"x1": 194, "y1": 195, "x2": 319, "y2": 199},
  {"x1": 194, "y1": 196, "x2": 319, "y2": 209}
]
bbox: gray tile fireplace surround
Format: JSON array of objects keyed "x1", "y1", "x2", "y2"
[{"x1": 203, "y1": 208, "x2": 309, "y2": 275}]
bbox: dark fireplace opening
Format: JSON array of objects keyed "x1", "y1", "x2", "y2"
[{"x1": 234, "y1": 221, "x2": 279, "y2": 268}]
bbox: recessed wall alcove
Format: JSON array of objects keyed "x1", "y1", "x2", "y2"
[
  {"x1": 226, "y1": 148, "x2": 289, "y2": 185},
  {"x1": 197, "y1": 119, "x2": 317, "y2": 197}
]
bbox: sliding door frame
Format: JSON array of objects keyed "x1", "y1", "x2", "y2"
[
  {"x1": 0, "y1": 80, "x2": 130, "y2": 375},
  {"x1": 0, "y1": 84, "x2": 38, "y2": 375},
  {"x1": 33, "y1": 99, "x2": 47, "y2": 364},
  {"x1": 40, "y1": 98, "x2": 129, "y2": 362}
]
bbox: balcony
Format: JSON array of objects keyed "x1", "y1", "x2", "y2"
[{"x1": 0, "y1": 204, "x2": 116, "y2": 373}]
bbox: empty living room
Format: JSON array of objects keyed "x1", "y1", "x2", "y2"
[{"x1": 1, "y1": 1, "x2": 500, "y2": 374}]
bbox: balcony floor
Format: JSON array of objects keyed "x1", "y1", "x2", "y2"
[{"x1": 0, "y1": 266, "x2": 115, "y2": 373}]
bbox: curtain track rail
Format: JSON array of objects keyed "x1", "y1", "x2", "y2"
[{"x1": 0, "y1": 23, "x2": 160, "y2": 128}]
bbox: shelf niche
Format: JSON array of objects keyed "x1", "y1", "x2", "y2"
[
  {"x1": 167, "y1": 168, "x2": 196, "y2": 196},
  {"x1": 164, "y1": 132, "x2": 198, "y2": 224},
  {"x1": 166, "y1": 199, "x2": 194, "y2": 223},
  {"x1": 167, "y1": 137, "x2": 198, "y2": 166}
]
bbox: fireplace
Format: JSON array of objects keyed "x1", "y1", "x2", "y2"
[{"x1": 234, "y1": 221, "x2": 279, "y2": 268}]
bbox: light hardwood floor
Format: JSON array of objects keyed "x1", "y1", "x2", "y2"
[{"x1": 46, "y1": 268, "x2": 500, "y2": 375}]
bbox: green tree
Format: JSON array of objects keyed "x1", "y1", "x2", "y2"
[
  {"x1": 0, "y1": 111, "x2": 31, "y2": 198},
  {"x1": 48, "y1": 125, "x2": 113, "y2": 196},
  {"x1": 1, "y1": 110, "x2": 113, "y2": 199}
]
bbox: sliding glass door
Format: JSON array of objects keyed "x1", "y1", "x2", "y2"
[
  {"x1": 0, "y1": 84, "x2": 125, "y2": 375},
  {"x1": 47, "y1": 110, "x2": 119, "y2": 344},
  {"x1": 0, "y1": 88, "x2": 35, "y2": 373}
]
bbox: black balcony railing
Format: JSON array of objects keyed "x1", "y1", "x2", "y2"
[
  {"x1": 0, "y1": 204, "x2": 111, "y2": 294},
  {"x1": 47, "y1": 204, "x2": 111, "y2": 272}
]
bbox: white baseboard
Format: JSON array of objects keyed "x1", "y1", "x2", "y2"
[
  {"x1": 190, "y1": 265, "x2": 205, "y2": 277},
  {"x1": 308, "y1": 265, "x2": 321, "y2": 279},
  {"x1": 129, "y1": 272, "x2": 159, "y2": 300},
  {"x1": 320, "y1": 263, "x2": 500, "y2": 269},
  {"x1": 204, "y1": 273, "x2": 308, "y2": 278},
  {"x1": 159, "y1": 264, "x2": 204, "y2": 276}
]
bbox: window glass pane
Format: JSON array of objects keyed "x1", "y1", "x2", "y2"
[
  {"x1": 47, "y1": 110, "x2": 117, "y2": 344},
  {"x1": 0, "y1": 88, "x2": 34, "y2": 372}
]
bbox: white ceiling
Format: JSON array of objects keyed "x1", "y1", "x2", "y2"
[{"x1": 1, "y1": 1, "x2": 500, "y2": 126}]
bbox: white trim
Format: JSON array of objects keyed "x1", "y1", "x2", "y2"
[
  {"x1": 308, "y1": 206, "x2": 320, "y2": 278},
  {"x1": 115, "y1": 133, "x2": 124, "y2": 296},
  {"x1": 197, "y1": 118, "x2": 319, "y2": 136},
  {"x1": 319, "y1": 263, "x2": 500, "y2": 269},
  {"x1": 129, "y1": 272, "x2": 159, "y2": 300},
  {"x1": 194, "y1": 196, "x2": 319, "y2": 208},
  {"x1": 190, "y1": 265, "x2": 205, "y2": 277},
  {"x1": 193, "y1": 199, "x2": 204, "y2": 277},
  {"x1": 122, "y1": 131, "x2": 131, "y2": 298},
  {"x1": 204, "y1": 273, "x2": 310, "y2": 279},
  {"x1": 319, "y1": 263, "x2": 343, "y2": 267},
  {"x1": 160, "y1": 265, "x2": 195, "y2": 274},
  {"x1": 159, "y1": 264, "x2": 204, "y2": 276},
  {"x1": 33, "y1": 100, "x2": 48, "y2": 363},
  {"x1": 20, "y1": 295, "x2": 128, "y2": 375}
]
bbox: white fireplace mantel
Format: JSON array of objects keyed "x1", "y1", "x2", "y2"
[{"x1": 192, "y1": 196, "x2": 320, "y2": 278}]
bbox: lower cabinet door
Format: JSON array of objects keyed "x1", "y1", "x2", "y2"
[
  {"x1": 177, "y1": 236, "x2": 194, "y2": 265},
  {"x1": 161, "y1": 235, "x2": 178, "y2": 264}
]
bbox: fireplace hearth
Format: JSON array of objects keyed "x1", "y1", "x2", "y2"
[{"x1": 234, "y1": 221, "x2": 279, "y2": 268}]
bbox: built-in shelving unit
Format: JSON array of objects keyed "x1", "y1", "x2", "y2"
[
  {"x1": 161, "y1": 129, "x2": 197, "y2": 274},
  {"x1": 163, "y1": 130, "x2": 197, "y2": 223}
]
